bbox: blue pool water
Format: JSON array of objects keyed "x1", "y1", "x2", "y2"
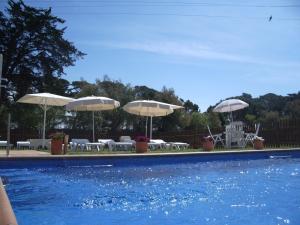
[{"x1": 1, "y1": 155, "x2": 300, "y2": 225}]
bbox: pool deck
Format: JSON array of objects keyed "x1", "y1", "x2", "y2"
[
  {"x1": 0, "y1": 148, "x2": 299, "y2": 159},
  {"x1": 0, "y1": 150, "x2": 50, "y2": 157}
]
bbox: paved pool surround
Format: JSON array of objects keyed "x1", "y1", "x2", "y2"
[{"x1": 0, "y1": 148, "x2": 299, "y2": 169}]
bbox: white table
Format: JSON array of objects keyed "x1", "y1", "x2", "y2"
[{"x1": 225, "y1": 121, "x2": 245, "y2": 148}]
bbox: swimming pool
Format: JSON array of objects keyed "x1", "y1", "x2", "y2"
[{"x1": 1, "y1": 150, "x2": 300, "y2": 225}]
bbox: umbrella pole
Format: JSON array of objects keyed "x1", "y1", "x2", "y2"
[
  {"x1": 150, "y1": 116, "x2": 153, "y2": 140},
  {"x1": 92, "y1": 111, "x2": 95, "y2": 142},
  {"x1": 42, "y1": 105, "x2": 47, "y2": 149},
  {"x1": 145, "y1": 117, "x2": 148, "y2": 138},
  {"x1": 99, "y1": 111, "x2": 102, "y2": 139},
  {"x1": 229, "y1": 111, "x2": 234, "y2": 148}
]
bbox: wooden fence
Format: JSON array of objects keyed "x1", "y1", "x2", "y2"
[{"x1": 1, "y1": 119, "x2": 300, "y2": 148}]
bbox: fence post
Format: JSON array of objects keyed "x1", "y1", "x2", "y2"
[{"x1": 6, "y1": 113, "x2": 11, "y2": 156}]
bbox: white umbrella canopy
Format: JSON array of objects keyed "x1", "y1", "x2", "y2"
[
  {"x1": 66, "y1": 96, "x2": 120, "y2": 111},
  {"x1": 17, "y1": 93, "x2": 74, "y2": 148},
  {"x1": 213, "y1": 99, "x2": 249, "y2": 113},
  {"x1": 123, "y1": 100, "x2": 180, "y2": 116},
  {"x1": 123, "y1": 100, "x2": 183, "y2": 139},
  {"x1": 17, "y1": 92, "x2": 73, "y2": 106},
  {"x1": 66, "y1": 96, "x2": 120, "y2": 142}
]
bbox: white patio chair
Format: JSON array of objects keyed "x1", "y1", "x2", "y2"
[
  {"x1": 207, "y1": 125, "x2": 225, "y2": 147},
  {"x1": 243, "y1": 124, "x2": 261, "y2": 147}
]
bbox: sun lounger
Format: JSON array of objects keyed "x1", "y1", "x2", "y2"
[
  {"x1": 149, "y1": 139, "x2": 189, "y2": 150},
  {"x1": 106, "y1": 140, "x2": 135, "y2": 151},
  {"x1": 70, "y1": 139, "x2": 89, "y2": 150},
  {"x1": 149, "y1": 139, "x2": 170, "y2": 150},
  {"x1": 86, "y1": 142, "x2": 105, "y2": 151},
  {"x1": 169, "y1": 142, "x2": 190, "y2": 150},
  {"x1": 70, "y1": 139, "x2": 104, "y2": 151},
  {"x1": 16, "y1": 139, "x2": 51, "y2": 150},
  {"x1": 98, "y1": 139, "x2": 115, "y2": 149},
  {"x1": 98, "y1": 138, "x2": 135, "y2": 151},
  {"x1": 28, "y1": 139, "x2": 51, "y2": 150},
  {"x1": 0, "y1": 141, "x2": 13, "y2": 149},
  {"x1": 119, "y1": 136, "x2": 136, "y2": 145},
  {"x1": 109, "y1": 141, "x2": 134, "y2": 151},
  {"x1": 0, "y1": 141, "x2": 8, "y2": 148},
  {"x1": 148, "y1": 142, "x2": 162, "y2": 150},
  {"x1": 16, "y1": 141, "x2": 31, "y2": 149}
]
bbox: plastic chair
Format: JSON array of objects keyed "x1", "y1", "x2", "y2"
[
  {"x1": 243, "y1": 124, "x2": 261, "y2": 147},
  {"x1": 207, "y1": 125, "x2": 225, "y2": 147}
]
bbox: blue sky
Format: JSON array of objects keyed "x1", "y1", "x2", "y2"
[{"x1": 1, "y1": 0, "x2": 300, "y2": 111}]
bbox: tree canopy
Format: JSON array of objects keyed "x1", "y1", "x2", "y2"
[
  {"x1": 208, "y1": 92, "x2": 300, "y2": 125},
  {"x1": 0, "y1": 0, "x2": 85, "y2": 104}
]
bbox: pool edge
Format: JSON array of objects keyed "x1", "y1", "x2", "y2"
[{"x1": 0, "y1": 148, "x2": 299, "y2": 160}]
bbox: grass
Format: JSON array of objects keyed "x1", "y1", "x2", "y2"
[
  {"x1": 0, "y1": 148, "x2": 201, "y2": 155},
  {"x1": 43, "y1": 145, "x2": 300, "y2": 155},
  {"x1": 65, "y1": 148, "x2": 203, "y2": 155}
]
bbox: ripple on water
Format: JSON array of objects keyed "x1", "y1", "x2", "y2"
[{"x1": 2, "y1": 158, "x2": 300, "y2": 225}]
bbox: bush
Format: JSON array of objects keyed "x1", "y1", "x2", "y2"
[{"x1": 49, "y1": 132, "x2": 65, "y2": 141}]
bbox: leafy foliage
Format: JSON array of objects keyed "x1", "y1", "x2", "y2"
[
  {"x1": 208, "y1": 91, "x2": 300, "y2": 125},
  {"x1": 0, "y1": 0, "x2": 84, "y2": 104}
]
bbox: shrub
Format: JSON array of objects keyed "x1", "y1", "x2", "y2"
[{"x1": 49, "y1": 132, "x2": 65, "y2": 141}]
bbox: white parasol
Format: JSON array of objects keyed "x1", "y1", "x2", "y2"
[
  {"x1": 213, "y1": 99, "x2": 249, "y2": 121},
  {"x1": 17, "y1": 93, "x2": 73, "y2": 148},
  {"x1": 213, "y1": 99, "x2": 249, "y2": 113},
  {"x1": 66, "y1": 96, "x2": 120, "y2": 142},
  {"x1": 123, "y1": 100, "x2": 183, "y2": 139}
]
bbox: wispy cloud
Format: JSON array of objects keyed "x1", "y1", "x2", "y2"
[
  {"x1": 81, "y1": 39, "x2": 300, "y2": 67},
  {"x1": 101, "y1": 40, "x2": 256, "y2": 63}
]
